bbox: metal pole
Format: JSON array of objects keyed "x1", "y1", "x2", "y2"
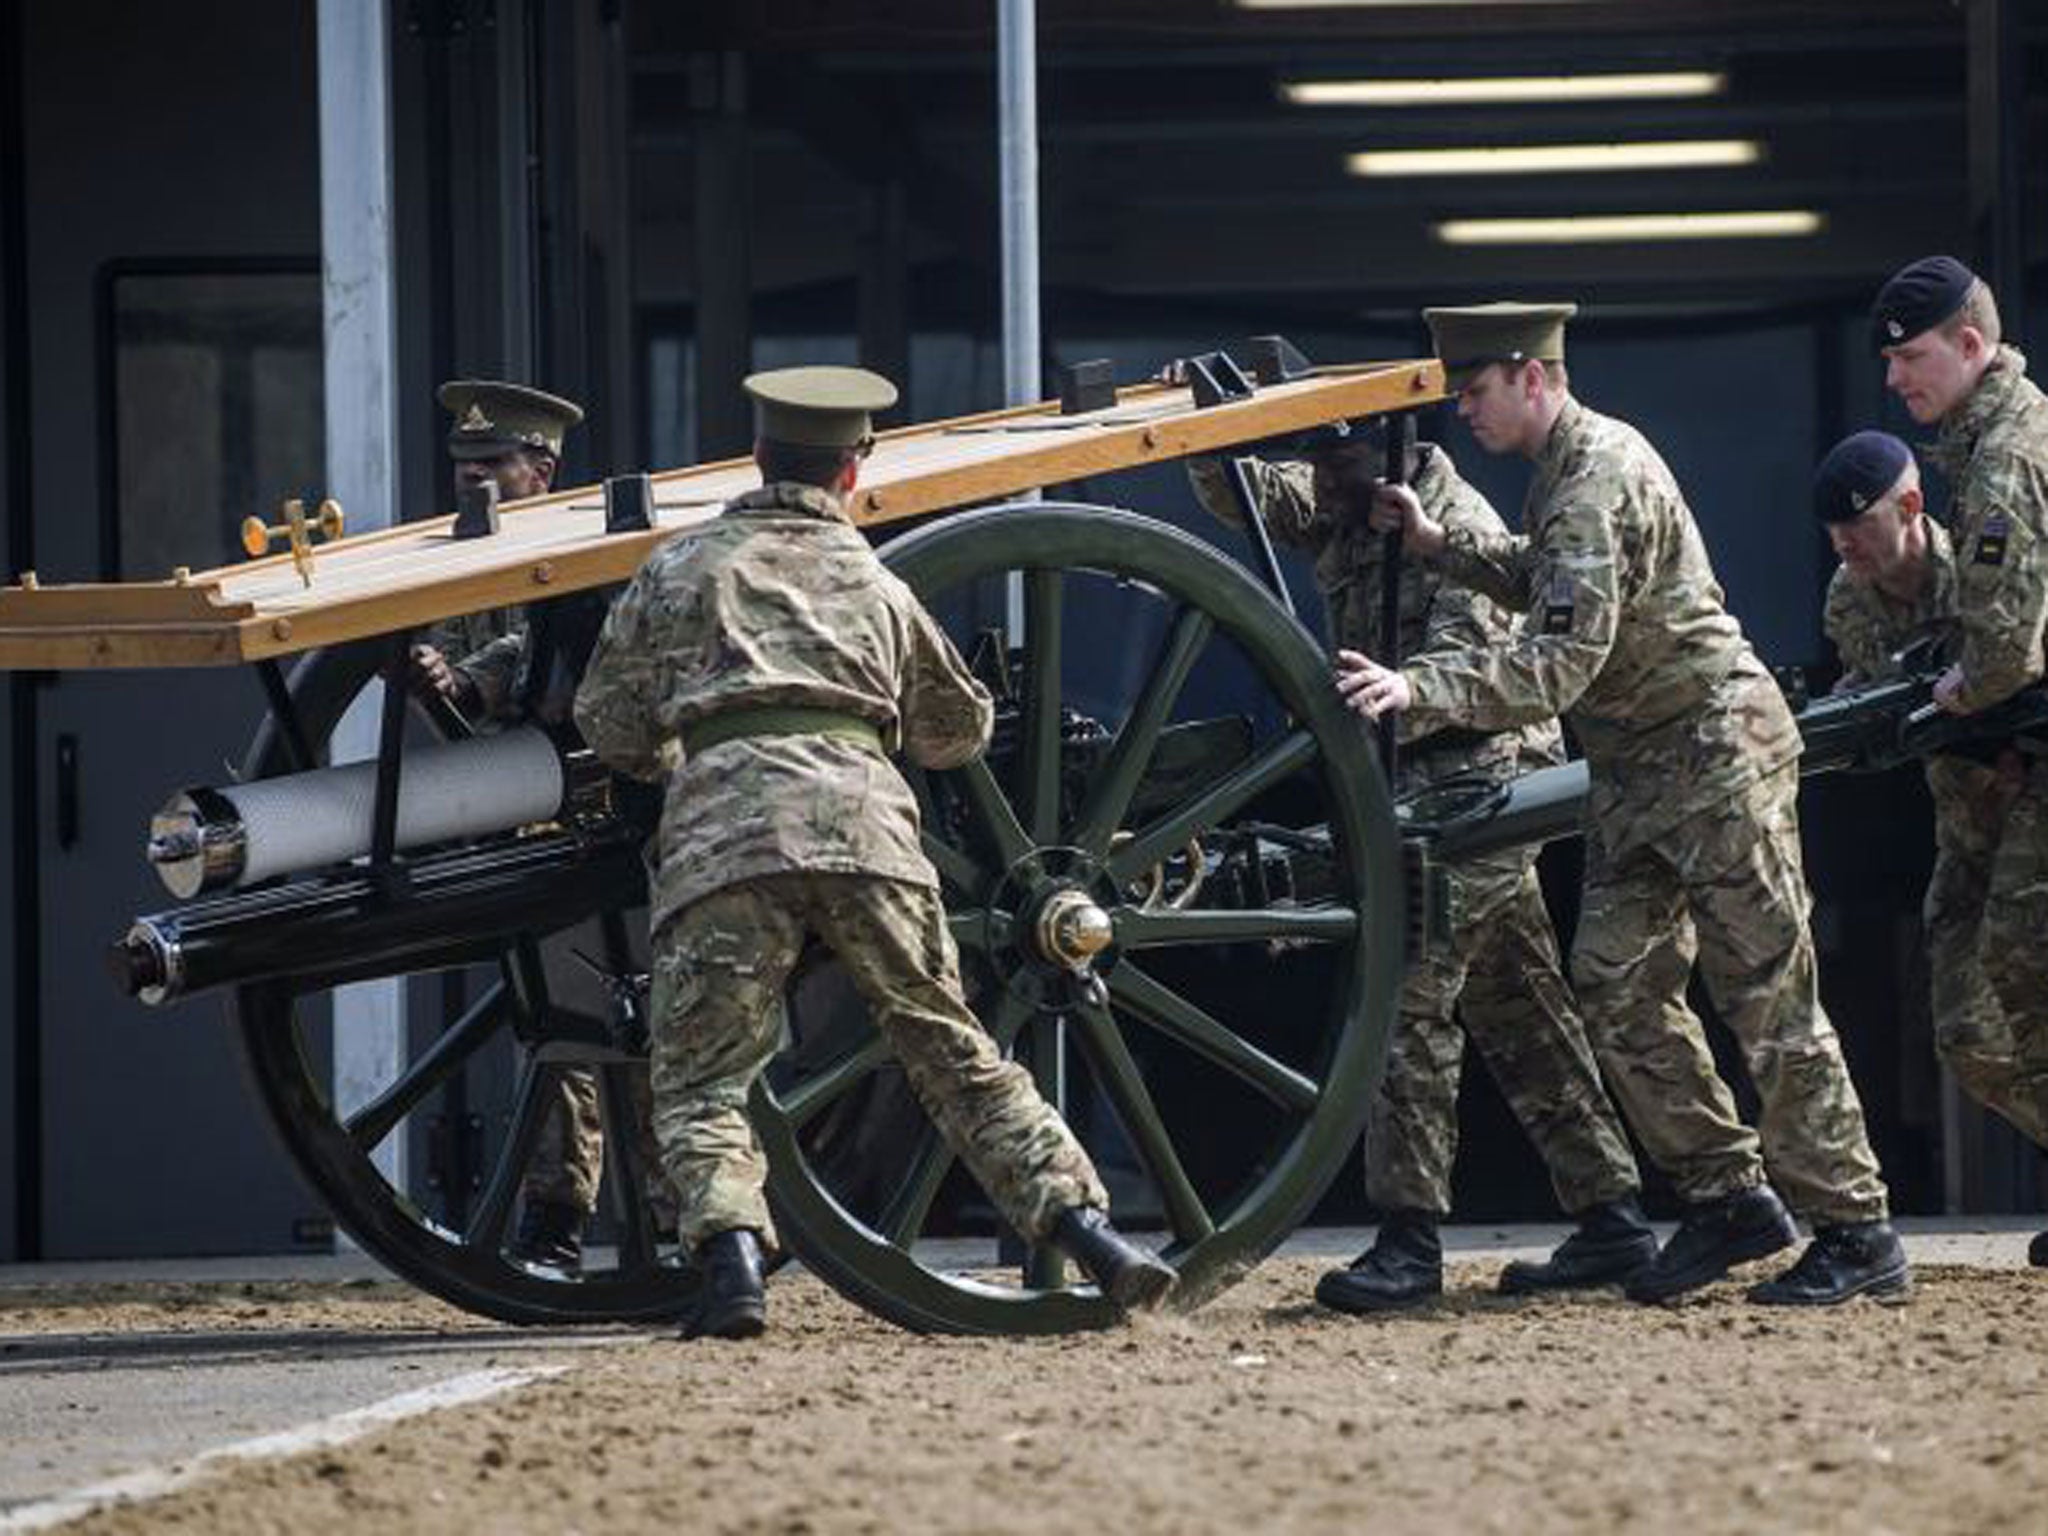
[
  {"x1": 996, "y1": 2, "x2": 1062, "y2": 1274},
  {"x1": 998, "y1": 0, "x2": 1040, "y2": 414},
  {"x1": 997, "y1": 0, "x2": 1038, "y2": 634},
  {"x1": 317, "y1": 0, "x2": 406, "y2": 1195}
]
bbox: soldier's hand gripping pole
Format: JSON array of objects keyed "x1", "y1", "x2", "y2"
[{"x1": 1377, "y1": 412, "x2": 1417, "y2": 785}]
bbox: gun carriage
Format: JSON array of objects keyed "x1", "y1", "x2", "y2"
[{"x1": 9, "y1": 349, "x2": 2026, "y2": 1335}]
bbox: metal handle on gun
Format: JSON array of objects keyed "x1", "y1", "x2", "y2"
[
  {"x1": 1225, "y1": 456, "x2": 1298, "y2": 619},
  {"x1": 1175, "y1": 348, "x2": 1298, "y2": 620},
  {"x1": 1378, "y1": 412, "x2": 1417, "y2": 786}
]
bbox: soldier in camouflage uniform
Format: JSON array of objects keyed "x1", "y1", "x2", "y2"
[
  {"x1": 573, "y1": 365, "x2": 1176, "y2": 1339},
  {"x1": 411, "y1": 380, "x2": 581, "y2": 713},
  {"x1": 1813, "y1": 432, "x2": 2026, "y2": 1130},
  {"x1": 1341, "y1": 303, "x2": 1905, "y2": 1306},
  {"x1": 1873, "y1": 256, "x2": 2048, "y2": 1269},
  {"x1": 1187, "y1": 438, "x2": 1651, "y2": 1311},
  {"x1": 408, "y1": 381, "x2": 670, "y2": 1273}
]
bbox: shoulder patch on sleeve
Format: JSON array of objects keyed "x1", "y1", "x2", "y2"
[
  {"x1": 1974, "y1": 513, "x2": 2010, "y2": 567},
  {"x1": 1542, "y1": 571, "x2": 1576, "y2": 635}
]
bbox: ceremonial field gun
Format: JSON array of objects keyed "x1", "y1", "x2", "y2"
[
  {"x1": 2, "y1": 353, "x2": 1438, "y2": 1333},
  {"x1": 11, "y1": 343, "x2": 2033, "y2": 1335}
]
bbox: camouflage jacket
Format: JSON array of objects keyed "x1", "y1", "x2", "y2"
[
  {"x1": 1406, "y1": 397, "x2": 1799, "y2": 854},
  {"x1": 1822, "y1": 518, "x2": 1959, "y2": 691},
  {"x1": 574, "y1": 481, "x2": 995, "y2": 927},
  {"x1": 1927, "y1": 345, "x2": 2048, "y2": 714},
  {"x1": 1187, "y1": 445, "x2": 1560, "y2": 791}
]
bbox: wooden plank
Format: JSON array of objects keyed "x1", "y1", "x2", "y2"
[
  {"x1": 0, "y1": 581, "x2": 256, "y2": 624},
  {"x1": 0, "y1": 627, "x2": 244, "y2": 670},
  {"x1": 0, "y1": 359, "x2": 1442, "y2": 670}
]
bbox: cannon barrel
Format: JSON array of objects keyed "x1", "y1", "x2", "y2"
[{"x1": 110, "y1": 825, "x2": 646, "y2": 1005}]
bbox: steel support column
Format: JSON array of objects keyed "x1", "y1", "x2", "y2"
[
  {"x1": 317, "y1": 0, "x2": 406, "y2": 1192},
  {"x1": 997, "y1": 0, "x2": 1062, "y2": 1285},
  {"x1": 998, "y1": 0, "x2": 1040, "y2": 412}
]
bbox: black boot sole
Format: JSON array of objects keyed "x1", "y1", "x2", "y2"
[
  {"x1": 684, "y1": 1299, "x2": 767, "y2": 1340},
  {"x1": 1314, "y1": 1272, "x2": 1442, "y2": 1316},
  {"x1": 1747, "y1": 1259, "x2": 1912, "y2": 1308},
  {"x1": 1497, "y1": 1238, "x2": 1660, "y2": 1296},
  {"x1": 1625, "y1": 1213, "x2": 1799, "y2": 1304}
]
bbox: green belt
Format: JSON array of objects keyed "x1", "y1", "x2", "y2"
[{"x1": 680, "y1": 706, "x2": 886, "y2": 758}]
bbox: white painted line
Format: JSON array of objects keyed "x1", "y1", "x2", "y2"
[{"x1": 0, "y1": 1365, "x2": 565, "y2": 1534}]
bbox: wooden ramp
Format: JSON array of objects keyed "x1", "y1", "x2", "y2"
[{"x1": 0, "y1": 359, "x2": 1442, "y2": 669}]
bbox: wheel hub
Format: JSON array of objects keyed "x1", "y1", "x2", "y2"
[
  {"x1": 1033, "y1": 888, "x2": 1113, "y2": 969},
  {"x1": 977, "y1": 848, "x2": 1127, "y2": 1010}
]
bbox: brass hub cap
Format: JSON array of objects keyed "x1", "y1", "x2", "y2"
[{"x1": 1034, "y1": 888, "x2": 1114, "y2": 970}]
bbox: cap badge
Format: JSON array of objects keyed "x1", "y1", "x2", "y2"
[
  {"x1": 459, "y1": 403, "x2": 492, "y2": 431},
  {"x1": 1850, "y1": 491, "x2": 1871, "y2": 512},
  {"x1": 1886, "y1": 319, "x2": 1904, "y2": 340}
]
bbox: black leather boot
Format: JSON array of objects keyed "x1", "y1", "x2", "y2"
[
  {"x1": 1314, "y1": 1210, "x2": 1442, "y2": 1315},
  {"x1": 1051, "y1": 1207, "x2": 1178, "y2": 1313},
  {"x1": 685, "y1": 1228, "x2": 767, "y2": 1340},
  {"x1": 508, "y1": 1198, "x2": 584, "y2": 1273},
  {"x1": 1498, "y1": 1197, "x2": 1659, "y2": 1295},
  {"x1": 1625, "y1": 1185, "x2": 1797, "y2": 1304},
  {"x1": 1748, "y1": 1220, "x2": 1910, "y2": 1306},
  {"x1": 2030, "y1": 1230, "x2": 2047, "y2": 1268}
]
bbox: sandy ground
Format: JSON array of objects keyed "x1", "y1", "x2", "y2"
[
  {"x1": 0, "y1": 1278, "x2": 483, "y2": 1340},
  {"x1": 12, "y1": 1254, "x2": 2045, "y2": 1536}
]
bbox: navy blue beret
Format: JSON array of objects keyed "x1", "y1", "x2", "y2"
[
  {"x1": 1872, "y1": 255, "x2": 1975, "y2": 351},
  {"x1": 1814, "y1": 430, "x2": 1914, "y2": 523}
]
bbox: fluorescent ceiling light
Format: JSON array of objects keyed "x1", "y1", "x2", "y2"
[
  {"x1": 1436, "y1": 210, "x2": 1825, "y2": 244},
  {"x1": 1242, "y1": 0, "x2": 1602, "y2": 8},
  {"x1": 1350, "y1": 140, "x2": 1761, "y2": 176},
  {"x1": 1283, "y1": 72, "x2": 1727, "y2": 107}
]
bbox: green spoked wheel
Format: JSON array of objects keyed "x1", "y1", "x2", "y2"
[
  {"x1": 231, "y1": 638, "x2": 697, "y2": 1326},
  {"x1": 760, "y1": 502, "x2": 1405, "y2": 1334}
]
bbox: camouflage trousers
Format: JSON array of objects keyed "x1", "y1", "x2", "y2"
[
  {"x1": 1366, "y1": 845, "x2": 1640, "y2": 1217},
  {"x1": 1925, "y1": 754, "x2": 2048, "y2": 1148},
  {"x1": 522, "y1": 1067, "x2": 676, "y2": 1224},
  {"x1": 648, "y1": 871, "x2": 1107, "y2": 1253},
  {"x1": 520, "y1": 913, "x2": 678, "y2": 1226},
  {"x1": 1573, "y1": 766, "x2": 1890, "y2": 1226}
]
